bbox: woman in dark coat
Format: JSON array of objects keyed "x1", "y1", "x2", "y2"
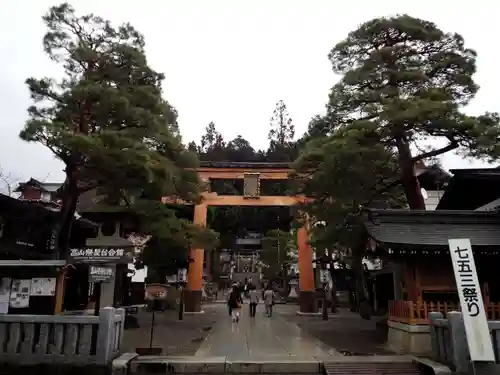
[{"x1": 228, "y1": 285, "x2": 243, "y2": 322}]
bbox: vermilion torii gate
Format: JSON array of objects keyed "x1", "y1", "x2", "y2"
[{"x1": 163, "y1": 162, "x2": 317, "y2": 313}]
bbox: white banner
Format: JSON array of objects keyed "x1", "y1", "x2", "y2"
[{"x1": 448, "y1": 238, "x2": 494, "y2": 362}]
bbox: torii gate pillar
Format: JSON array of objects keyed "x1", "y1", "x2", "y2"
[
  {"x1": 297, "y1": 226, "x2": 317, "y2": 313},
  {"x1": 185, "y1": 203, "x2": 207, "y2": 312}
]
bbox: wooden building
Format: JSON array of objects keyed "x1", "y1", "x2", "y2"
[
  {"x1": 14, "y1": 179, "x2": 137, "y2": 313},
  {"x1": 362, "y1": 167, "x2": 500, "y2": 355},
  {"x1": 0, "y1": 192, "x2": 95, "y2": 314},
  {"x1": 363, "y1": 163, "x2": 451, "y2": 314}
]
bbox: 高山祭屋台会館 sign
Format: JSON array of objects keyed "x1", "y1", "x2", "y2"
[{"x1": 68, "y1": 247, "x2": 133, "y2": 264}]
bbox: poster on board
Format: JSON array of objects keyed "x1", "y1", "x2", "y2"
[
  {"x1": 9, "y1": 279, "x2": 31, "y2": 309},
  {"x1": 30, "y1": 278, "x2": 56, "y2": 296},
  {"x1": 0, "y1": 278, "x2": 11, "y2": 314}
]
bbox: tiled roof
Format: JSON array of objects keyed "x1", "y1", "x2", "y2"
[
  {"x1": 14, "y1": 178, "x2": 62, "y2": 193},
  {"x1": 364, "y1": 209, "x2": 500, "y2": 247},
  {"x1": 437, "y1": 168, "x2": 500, "y2": 210},
  {"x1": 199, "y1": 161, "x2": 291, "y2": 169}
]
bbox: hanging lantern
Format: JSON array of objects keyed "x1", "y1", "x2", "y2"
[{"x1": 243, "y1": 173, "x2": 260, "y2": 198}]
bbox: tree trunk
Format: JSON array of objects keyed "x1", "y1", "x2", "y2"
[
  {"x1": 352, "y1": 239, "x2": 372, "y2": 320},
  {"x1": 395, "y1": 136, "x2": 426, "y2": 210},
  {"x1": 211, "y1": 249, "x2": 220, "y2": 282},
  {"x1": 56, "y1": 176, "x2": 79, "y2": 257}
]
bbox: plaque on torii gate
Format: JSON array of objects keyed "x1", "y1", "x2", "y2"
[{"x1": 243, "y1": 172, "x2": 260, "y2": 199}]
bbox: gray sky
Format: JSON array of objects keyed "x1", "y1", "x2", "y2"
[{"x1": 0, "y1": 0, "x2": 498, "y2": 186}]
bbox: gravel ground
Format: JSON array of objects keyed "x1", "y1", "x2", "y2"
[
  {"x1": 122, "y1": 304, "x2": 223, "y2": 356},
  {"x1": 276, "y1": 305, "x2": 391, "y2": 355}
]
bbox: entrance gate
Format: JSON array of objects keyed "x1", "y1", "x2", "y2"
[{"x1": 163, "y1": 162, "x2": 317, "y2": 313}]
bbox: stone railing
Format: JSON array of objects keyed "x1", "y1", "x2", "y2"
[
  {"x1": 429, "y1": 311, "x2": 500, "y2": 374},
  {"x1": 0, "y1": 307, "x2": 125, "y2": 365}
]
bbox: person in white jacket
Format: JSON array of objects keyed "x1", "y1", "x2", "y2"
[{"x1": 263, "y1": 286, "x2": 275, "y2": 317}]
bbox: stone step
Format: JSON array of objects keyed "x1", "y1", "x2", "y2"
[
  {"x1": 324, "y1": 356, "x2": 450, "y2": 375},
  {"x1": 114, "y1": 354, "x2": 325, "y2": 374},
  {"x1": 324, "y1": 362, "x2": 420, "y2": 374},
  {"x1": 112, "y1": 354, "x2": 447, "y2": 375}
]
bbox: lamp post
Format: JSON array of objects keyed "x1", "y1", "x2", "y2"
[
  {"x1": 177, "y1": 257, "x2": 192, "y2": 321},
  {"x1": 177, "y1": 268, "x2": 187, "y2": 321}
]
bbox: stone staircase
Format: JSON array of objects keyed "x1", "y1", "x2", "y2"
[{"x1": 323, "y1": 356, "x2": 436, "y2": 375}]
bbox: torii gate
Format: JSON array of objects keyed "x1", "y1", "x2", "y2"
[{"x1": 163, "y1": 162, "x2": 317, "y2": 314}]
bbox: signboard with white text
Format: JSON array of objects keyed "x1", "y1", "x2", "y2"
[
  {"x1": 68, "y1": 247, "x2": 133, "y2": 264},
  {"x1": 89, "y1": 265, "x2": 115, "y2": 283},
  {"x1": 448, "y1": 238, "x2": 494, "y2": 362},
  {"x1": 177, "y1": 268, "x2": 187, "y2": 283}
]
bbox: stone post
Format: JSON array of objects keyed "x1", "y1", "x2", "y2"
[
  {"x1": 447, "y1": 311, "x2": 472, "y2": 375},
  {"x1": 100, "y1": 265, "x2": 117, "y2": 308},
  {"x1": 96, "y1": 307, "x2": 116, "y2": 364},
  {"x1": 428, "y1": 311, "x2": 443, "y2": 361}
]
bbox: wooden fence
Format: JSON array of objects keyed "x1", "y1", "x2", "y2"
[
  {"x1": 389, "y1": 300, "x2": 500, "y2": 324},
  {"x1": 0, "y1": 307, "x2": 125, "y2": 365}
]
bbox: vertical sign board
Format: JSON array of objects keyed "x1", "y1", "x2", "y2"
[
  {"x1": 448, "y1": 238, "x2": 495, "y2": 362},
  {"x1": 177, "y1": 268, "x2": 187, "y2": 283}
]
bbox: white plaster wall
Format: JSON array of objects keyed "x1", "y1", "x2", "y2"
[
  {"x1": 424, "y1": 190, "x2": 444, "y2": 210},
  {"x1": 128, "y1": 263, "x2": 147, "y2": 282}
]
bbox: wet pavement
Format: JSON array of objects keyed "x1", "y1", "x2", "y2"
[
  {"x1": 195, "y1": 304, "x2": 340, "y2": 358},
  {"x1": 276, "y1": 305, "x2": 391, "y2": 355},
  {"x1": 122, "y1": 304, "x2": 219, "y2": 355}
]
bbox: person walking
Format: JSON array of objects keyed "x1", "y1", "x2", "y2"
[
  {"x1": 249, "y1": 286, "x2": 259, "y2": 317},
  {"x1": 263, "y1": 286, "x2": 275, "y2": 317},
  {"x1": 228, "y1": 285, "x2": 234, "y2": 317},
  {"x1": 228, "y1": 285, "x2": 243, "y2": 322}
]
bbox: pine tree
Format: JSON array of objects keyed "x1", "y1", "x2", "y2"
[
  {"x1": 294, "y1": 123, "x2": 405, "y2": 317},
  {"x1": 268, "y1": 100, "x2": 295, "y2": 144},
  {"x1": 261, "y1": 229, "x2": 296, "y2": 279},
  {"x1": 20, "y1": 3, "x2": 211, "y2": 254},
  {"x1": 267, "y1": 100, "x2": 297, "y2": 162},
  {"x1": 226, "y1": 135, "x2": 257, "y2": 161},
  {"x1": 321, "y1": 15, "x2": 500, "y2": 208},
  {"x1": 198, "y1": 122, "x2": 227, "y2": 161}
]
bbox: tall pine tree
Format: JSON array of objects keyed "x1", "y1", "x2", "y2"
[
  {"x1": 267, "y1": 100, "x2": 297, "y2": 162},
  {"x1": 316, "y1": 15, "x2": 500, "y2": 208},
  {"x1": 20, "y1": 3, "x2": 212, "y2": 254}
]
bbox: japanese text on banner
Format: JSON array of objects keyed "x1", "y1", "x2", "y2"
[{"x1": 454, "y1": 246, "x2": 480, "y2": 317}]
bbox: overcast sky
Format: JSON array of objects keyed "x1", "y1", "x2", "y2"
[{"x1": 0, "y1": 0, "x2": 498, "y2": 186}]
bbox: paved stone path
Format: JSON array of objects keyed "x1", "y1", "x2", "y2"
[{"x1": 195, "y1": 304, "x2": 340, "y2": 359}]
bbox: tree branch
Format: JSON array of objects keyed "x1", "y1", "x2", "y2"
[
  {"x1": 363, "y1": 178, "x2": 402, "y2": 207},
  {"x1": 0, "y1": 170, "x2": 19, "y2": 197},
  {"x1": 411, "y1": 140, "x2": 458, "y2": 163}
]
